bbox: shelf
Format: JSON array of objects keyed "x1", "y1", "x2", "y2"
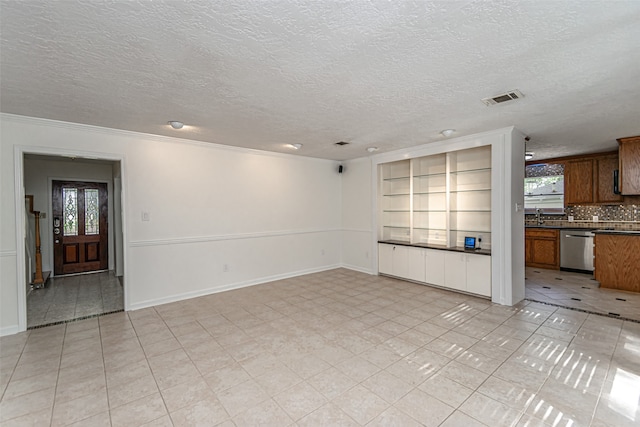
[
  {"x1": 413, "y1": 227, "x2": 447, "y2": 231},
  {"x1": 450, "y1": 189, "x2": 490, "y2": 193},
  {"x1": 413, "y1": 172, "x2": 446, "y2": 179},
  {"x1": 450, "y1": 209, "x2": 491, "y2": 213},
  {"x1": 383, "y1": 193, "x2": 410, "y2": 197},
  {"x1": 383, "y1": 176, "x2": 410, "y2": 182},
  {"x1": 414, "y1": 209, "x2": 446, "y2": 213},
  {"x1": 383, "y1": 225, "x2": 410, "y2": 229},
  {"x1": 450, "y1": 167, "x2": 491, "y2": 175},
  {"x1": 414, "y1": 191, "x2": 446, "y2": 195},
  {"x1": 383, "y1": 210, "x2": 410, "y2": 212}
]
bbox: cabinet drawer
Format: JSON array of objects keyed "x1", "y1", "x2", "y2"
[{"x1": 525, "y1": 228, "x2": 559, "y2": 239}]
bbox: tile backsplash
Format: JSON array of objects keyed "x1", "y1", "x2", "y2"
[{"x1": 525, "y1": 204, "x2": 640, "y2": 229}]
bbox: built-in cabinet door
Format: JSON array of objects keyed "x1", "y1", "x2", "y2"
[
  {"x1": 425, "y1": 249, "x2": 445, "y2": 286},
  {"x1": 444, "y1": 252, "x2": 466, "y2": 291},
  {"x1": 378, "y1": 244, "x2": 394, "y2": 275},
  {"x1": 618, "y1": 136, "x2": 640, "y2": 195},
  {"x1": 466, "y1": 255, "x2": 491, "y2": 297},
  {"x1": 393, "y1": 245, "x2": 410, "y2": 279},
  {"x1": 406, "y1": 248, "x2": 426, "y2": 282},
  {"x1": 565, "y1": 159, "x2": 594, "y2": 205},
  {"x1": 596, "y1": 155, "x2": 624, "y2": 203}
]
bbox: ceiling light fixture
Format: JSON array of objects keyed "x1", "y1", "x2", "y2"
[
  {"x1": 525, "y1": 152, "x2": 534, "y2": 160},
  {"x1": 168, "y1": 121, "x2": 184, "y2": 129},
  {"x1": 289, "y1": 143, "x2": 303, "y2": 150},
  {"x1": 367, "y1": 147, "x2": 379, "y2": 153},
  {"x1": 441, "y1": 129, "x2": 455, "y2": 138}
]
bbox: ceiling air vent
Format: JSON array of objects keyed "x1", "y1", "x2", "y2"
[
  {"x1": 481, "y1": 89, "x2": 524, "y2": 106},
  {"x1": 335, "y1": 141, "x2": 350, "y2": 146}
]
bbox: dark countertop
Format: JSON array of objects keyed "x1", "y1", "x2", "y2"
[
  {"x1": 525, "y1": 225, "x2": 640, "y2": 235},
  {"x1": 378, "y1": 240, "x2": 491, "y2": 256},
  {"x1": 525, "y1": 225, "x2": 599, "y2": 230},
  {"x1": 592, "y1": 230, "x2": 640, "y2": 236}
]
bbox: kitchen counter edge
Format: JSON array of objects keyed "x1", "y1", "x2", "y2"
[{"x1": 378, "y1": 240, "x2": 491, "y2": 256}]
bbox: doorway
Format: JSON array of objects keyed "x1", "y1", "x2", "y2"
[{"x1": 21, "y1": 154, "x2": 126, "y2": 329}]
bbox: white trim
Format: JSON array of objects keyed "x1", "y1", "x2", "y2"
[
  {"x1": 0, "y1": 251, "x2": 17, "y2": 257},
  {"x1": 13, "y1": 147, "x2": 27, "y2": 332},
  {"x1": 341, "y1": 228, "x2": 372, "y2": 234},
  {"x1": 129, "y1": 228, "x2": 341, "y2": 248},
  {"x1": 129, "y1": 264, "x2": 341, "y2": 311},
  {"x1": 1, "y1": 113, "x2": 337, "y2": 165},
  {"x1": 0, "y1": 325, "x2": 22, "y2": 336},
  {"x1": 13, "y1": 145, "x2": 130, "y2": 334},
  {"x1": 341, "y1": 264, "x2": 375, "y2": 275}
]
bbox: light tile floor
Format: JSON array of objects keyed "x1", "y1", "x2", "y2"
[
  {"x1": 1, "y1": 268, "x2": 639, "y2": 426},
  {"x1": 26, "y1": 271, "x2": 124, "y2": 328},
  {"x1": 525, "y1": 267, "x2": 640, "y2": 322}
]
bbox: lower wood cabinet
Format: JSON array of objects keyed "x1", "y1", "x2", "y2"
[
  {"x1": 595, "y1": 234, "x2": 640, "y2": 292},
  {"x1": 525, "y1": 228, "x2": 560, "y2": 269},
  {"x1": 378, "y1": 243, "x2": 491, "y2": 297}
]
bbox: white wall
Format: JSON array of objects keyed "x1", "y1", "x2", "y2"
[
  {"x1": 341, "y1": 157, "x2": 374, "y2": 273},
  {"x1": 23, "y1": 157, "x2": 116, "y2": 274},
  {"x1": 1, "y1": 114, "x2": 341, "y2": 334}
]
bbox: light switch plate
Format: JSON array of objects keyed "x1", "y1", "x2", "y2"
[
  {"x1": 592, "y1": 215, "x2": 598, "y2": 222},
  {"x1": 142, "y1": 211, "x2": 150, "y2": 221},
  {"x1": 568, "y1": 215, "x2": 574, "y2": 222}
]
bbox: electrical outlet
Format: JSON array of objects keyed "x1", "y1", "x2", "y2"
[
  {"x1": 223, "y1": 264, "x2": 229, "y2": 272},
  {"x1": 568, "y1": 215, "x2": 574, "y2": 222},
  {"x1": 142, "y1": 211, "x2": 150, "y2": 221},
  {"x1": 592, "y1": 215, "x2": 598, "y2": 222}
]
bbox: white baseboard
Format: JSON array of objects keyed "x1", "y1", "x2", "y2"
[
  {"x1": 341, "y1": 263, "x2": 375, "y2": 275},
  {"x1": 0, "y1": 325, "x2": 22, "y2": 337}
]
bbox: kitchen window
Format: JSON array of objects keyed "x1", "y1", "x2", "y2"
[{"x1": 524, "y1": 164, "x2": 565, "y2": 214}]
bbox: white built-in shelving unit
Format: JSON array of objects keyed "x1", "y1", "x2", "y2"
[{"x1": 379, "y1": 146, "x2": 491, "y2": 248}]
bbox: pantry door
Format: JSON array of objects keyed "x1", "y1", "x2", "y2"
[{"x1": 52, "y1": 181, "x2": 108, "y2": 275}]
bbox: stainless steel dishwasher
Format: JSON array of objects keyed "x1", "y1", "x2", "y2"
[{"x1": 560, "y1": 229, "x2": 595, "y2": 272}]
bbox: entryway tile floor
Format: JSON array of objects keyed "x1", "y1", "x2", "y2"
[
  {"x1": 26, "y1": 271, "x2": 123, "y2": 328},
  {"x1": 2, "y1": 268, "x2": 639, "y2": 426},
  {"x1": 525, "y1": 267, "x2": 640, "y2": 322}
]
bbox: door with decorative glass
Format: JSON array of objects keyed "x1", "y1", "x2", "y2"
[{"x1": 52, "y1": 181, "x2": 108, "y2": 275}]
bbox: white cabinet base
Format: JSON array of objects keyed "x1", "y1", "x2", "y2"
[{"x1": 379, "y1": 243, "x2": 491, "y2": 298}]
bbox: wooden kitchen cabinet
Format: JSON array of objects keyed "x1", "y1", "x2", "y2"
[
  {"x1": 564, "y1": 159, "x2": 594, "y2": 205},
  {"x1": 596, "y1": 154, "x2": 624, "y2": 203},
  {"x1": 595, "y1": 233, "x2": 640, "y2": 292},
  {"x1": 618, "y1": 136, "x2": 640, "y2": 195},
  {"x1": 525, "y1": 228, "x2": 560, "y2": 269}
]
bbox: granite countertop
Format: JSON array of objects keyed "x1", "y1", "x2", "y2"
[
  {"x1": 378, "y1": 240, "x2": 491, "y2": 255},
  {"x1": 592, "y1": 229, "x2": 640, "y2": 236},
  {"x1": 526, "y1": 225, "x2": 640, "y2": 235}
]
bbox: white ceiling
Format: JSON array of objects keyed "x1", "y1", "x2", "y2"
[{"x1": 1, "y1": 1, "x2": 639, "y2": 161}]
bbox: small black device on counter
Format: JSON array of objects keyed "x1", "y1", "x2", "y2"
[{"x1": 464, "y1": 236, "x2": 477, "y2": 250}]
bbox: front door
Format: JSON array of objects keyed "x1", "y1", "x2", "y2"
[{"x1": 53, "y1": 181, "x2": 108, "y2": 275}]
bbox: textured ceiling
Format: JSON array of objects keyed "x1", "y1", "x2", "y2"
[{"x1": 1, "y1": 1, "x2": 639, "y2": 161}]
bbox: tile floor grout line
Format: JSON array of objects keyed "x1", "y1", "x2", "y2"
[{"x1": 524, "y1": 298, "x2": 640, "y2": 324}]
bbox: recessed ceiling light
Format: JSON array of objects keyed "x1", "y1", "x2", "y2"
[
  {"x1": 440, "y1": 129, "x2": 455, "y2": 137},
  {"x1": 168, "y1": 121, "x2": 184, "y2": 129},
  {"x1": 525, "y1": 152, "x2": 534, "y2": 160},
  {"x1": 367, "y1": 147, "x2": 379, "y2": 153},
  {"x1": 289, "y1": 143, "x2": 303, "y2": 150}
]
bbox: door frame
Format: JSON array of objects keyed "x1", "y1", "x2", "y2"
[
  {"x1": 14, "y1": 145, "x2": 129, "y2": 333},
  {"x1": 48, "y1": 178, "x2": 112, "y2": 277}
]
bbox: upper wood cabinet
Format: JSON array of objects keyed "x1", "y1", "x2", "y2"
[
  {"x1": 596, "y1": 154, "x2": 624, "y2": 203},
  {"x1": 618, "y1": 136, "x2": 640, "y2": 195},
  {"x1": 565, "y1": 159, "x2": 594, "y2": 205}
]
